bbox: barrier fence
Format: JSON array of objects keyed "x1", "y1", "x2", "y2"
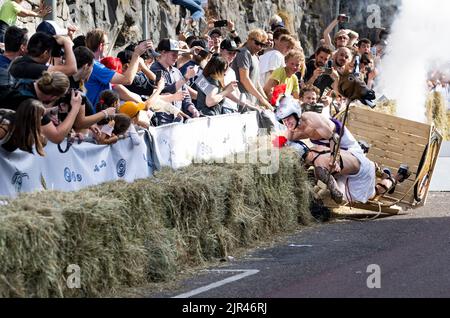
[{"x1": 0, "y1": 112, "x2": 260, "y2": 197}]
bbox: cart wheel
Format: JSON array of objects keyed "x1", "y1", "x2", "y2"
[{"x1": 414, "y1": 133, "x2": 440, "y2": 202}]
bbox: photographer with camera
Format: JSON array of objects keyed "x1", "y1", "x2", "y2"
[
  {"x1": 0, "y1": 71, "x2": 81, "y2": 144},
  {"x1": 9, "y1": 31, "x2": 77, "y2": 80},
  {"x1": 50, "y1": 46, "x2": 115, "y2": 133},
  {"x1": 306, "y1": 46, "x2": 353, "y2": 97},
  {"x1": 299, "y1": 84, "x2": 332, "y2": 118},
  {"x1": 84, "y1": 29, "x2": 153, "y2": 106},
  {"x1": 304, "y1": 45, "x2": 332, "y2": 85}
]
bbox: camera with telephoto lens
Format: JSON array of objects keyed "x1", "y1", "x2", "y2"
[
  {"x1": 57, "y1": 89, "x2": 87, "y2": 122},
  {"x1": 302, "y1": 102, "x2": 324, "y2": 114}
]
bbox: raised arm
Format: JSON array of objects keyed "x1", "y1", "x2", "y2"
[{"x1": 323, "y1": 18, "x2": 339, "y2": 49}]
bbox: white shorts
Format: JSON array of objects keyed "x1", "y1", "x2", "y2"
[{"x1": 337, "y1": 150, "x2": 376, "y2": 203}]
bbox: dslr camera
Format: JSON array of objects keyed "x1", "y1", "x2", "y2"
[
  {"x1": 56, "y1": 89, "x2": 88, "y2": 122},
  {"x1": 51, "y1": 37, "x2": 64, "y2": 57},
  {"x1": 321, "y1": 60, "x2": 333, "y2": 75},
  {"x1": 302, "y1": 102, "x2": 324, "y2": 114}
]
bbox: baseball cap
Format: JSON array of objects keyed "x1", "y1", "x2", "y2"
[
  {"x1": 36, "y1": 20, "x2": 68, "y2": 36},
  {"x1": 156, "y1": 38, "x2": 190, "y2": 53},
  {"x1": 119, "y1": 101, "x2": 146, "y2": 118},
  {"x1": 270, "y1": 22, "x2": 285, "y2": 31},
  {"x1": 190, "y1": 39, "x2": 210, "y2": 53},
  {"x1": 220, "y1": 39, "x2": 239, "y2": 51},
  {"x1": 209, "y1": 28, "x2": 222, "y2": 37}
]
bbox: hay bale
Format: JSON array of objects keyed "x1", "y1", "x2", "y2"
[
  {"x1": 447, "y1": 111, "x2": 450, "y2": 140},
  {"x1": 426, "y1": 91, "x2": 448, "y2": 139},
  {"x1": 0, "y1": 148, "x2": 312, "y2": 297},
  {"x1": 374, "y1": 99, "x2": 397, "y2": 115}
]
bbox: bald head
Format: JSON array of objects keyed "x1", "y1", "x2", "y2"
[{"x1": 334, "y1": 47, "x2": 354, "y2": 68}]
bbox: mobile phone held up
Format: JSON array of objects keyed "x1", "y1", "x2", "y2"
[
  {"x1": 337, "y1": 14, "x2": 349, "y2": 23},
  {"x1": 214, "y1": 20, "x2": 228, "y2": 28}
]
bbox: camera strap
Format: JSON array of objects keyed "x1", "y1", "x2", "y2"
[{"x1": 57, "y1": 137, "x2": 74, "y2": 153}]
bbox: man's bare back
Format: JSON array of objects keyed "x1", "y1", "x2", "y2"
[{"x1": 288, "y1": 111, "x2": 335, "y2": 141}]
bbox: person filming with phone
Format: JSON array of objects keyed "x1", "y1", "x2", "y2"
[
  {"x1": 230, "y1": 29, "x2": 273, "y2": 110},
  {"x1": 304, "y1": 45, "x2": 333, "y2": 86},
  {"x1": 323, "y1": 14, "x2": 359, "y2": 51}
]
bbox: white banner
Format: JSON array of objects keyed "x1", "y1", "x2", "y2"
[
  {"x1": 0, "y1": 133, "x2": 152, "y2": 197},
  {"x1": 0, "y1": 113, "x2": 261, "y2": 197},
  {"x1": 0, "y1": 147, "x2": 45, "y2": 197},
  {"x1": 149, "y1": 112, "x2": 260, "y2": 169}
]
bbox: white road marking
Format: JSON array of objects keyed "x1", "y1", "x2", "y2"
[
  {"x1": 172, "y1": 269, "x2": 259, "y2": 298},
  {"x1": 289, "y1": 244, "x2": 313, "y2": 247}
]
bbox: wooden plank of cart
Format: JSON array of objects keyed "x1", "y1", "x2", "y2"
[{"x1": 325, "y1": 105, "x2": 443, "y2": 217}]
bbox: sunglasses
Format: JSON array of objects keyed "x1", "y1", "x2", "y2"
[{"x1": 253, "y1": 39, "x2": 267, "y2": 47}]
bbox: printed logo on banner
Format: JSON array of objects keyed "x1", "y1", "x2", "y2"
[
  {"x1": 116, "y1": 159, "x2": 127, "y2": 177},
  {"x1": 94, "y1": 160, "x2": 107, "y2": 172},
  {"x1": 64, "y1": 167, "x2": 82, "y2": 183},
  {"x1": 11, "y1": 169, "x2": 29, "y2": 193}
]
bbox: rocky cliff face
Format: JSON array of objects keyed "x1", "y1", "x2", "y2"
[{"x1": 10, "y1": 0, "x2": 400, "y2": 56}]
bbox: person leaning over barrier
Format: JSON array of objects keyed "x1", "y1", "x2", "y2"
[
  {"x1": 9, "y1": 32, "x2": 77, "y2": 80},
  {"x1": 263, "y1": 49, "x2": 305, "y2": 101},
  {"x1": 0, "y1": 100, "x2": 47, "y2": 155},
  {"x1": 150, "y1": 38, "x2": 200, "y2": 125},
  {"x1": 66, "y1": 46, "x2": 115, "y2": 132},
  {"x1": 230, "y1": 28, "x2": 273, "y2": 110},
  {"x1": 0, "y1": 71, "x2": 81, "y2": 144},
  {"x1": 194, "y1": 55, "x2": 238, "y2": 116},
  {"x1": 219, "y1": 39, "x2": 253, "y2": 113},
  {"x1": 84, "y1": 29, "x2": 152, "y2": 106}
]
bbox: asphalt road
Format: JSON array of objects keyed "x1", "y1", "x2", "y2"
[{"x1": 146, "y1": 192, "x2": 450, "y2": 298}]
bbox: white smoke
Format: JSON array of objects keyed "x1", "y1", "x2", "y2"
[{"x1": 376, "y1": 0, "x2": 450, "y2": 122}]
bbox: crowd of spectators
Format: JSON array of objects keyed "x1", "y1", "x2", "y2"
[{"x1": 0, "y1": 1, "x2": 390, "y2": 162}]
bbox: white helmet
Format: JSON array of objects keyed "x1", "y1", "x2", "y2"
[{"x1": 275, "y1": 95, "x2": 302, "y2": 122}]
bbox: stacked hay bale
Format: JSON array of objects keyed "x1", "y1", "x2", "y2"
[
  {"x1": 0, "y1": 149, "x2": 312, "y2": 297},
  {"x1": 426, "y1": 91, "x2": 449, "y2": 140}
]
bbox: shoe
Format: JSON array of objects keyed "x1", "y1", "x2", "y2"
[{"x1": 396, "y1": 164, "x2": 411, "y2": 183}]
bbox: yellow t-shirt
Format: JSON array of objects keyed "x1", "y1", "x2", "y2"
[
  {"x1": 270, "y1": 67, "x2": 299, "y2": 96},
  {"x1": 0, "y1": 0, "x2": 23, "y2": 26}
]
